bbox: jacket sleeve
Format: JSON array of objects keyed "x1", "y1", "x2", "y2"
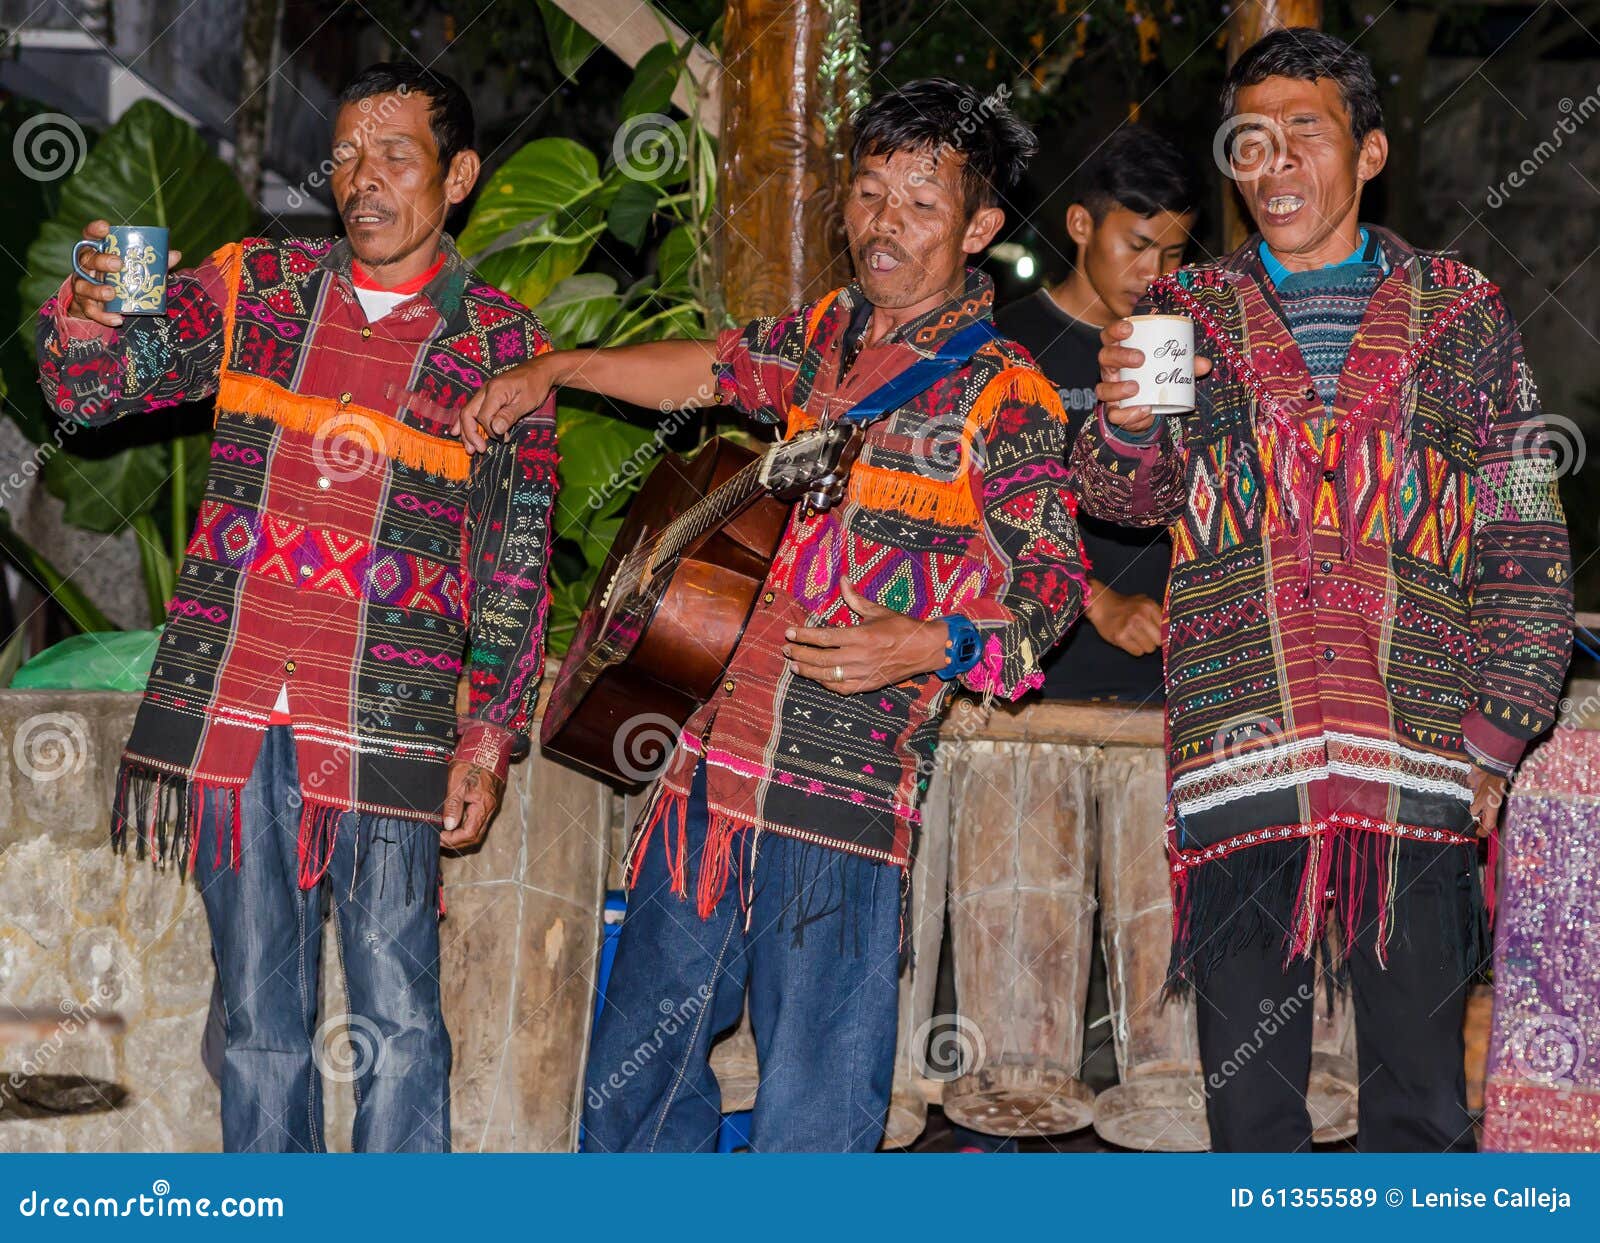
[
  {"x1": 1066, "y1": 280, "x2": 1189, "y2": 528},
  {"x1": 1461, "y1": 293, "x2": 1574, "y2": 776},
  {"x1": 710, "y1": 306, "x2": 808, "y2": 426},
  {"x1": 454, "y1": 319, "x2": 560, "y2": 781},
  {"x1": 35, "y1": 243, "x2": 237, "y2": 425},
  {"x1": 957, "y1": 366, "x2": 1089, "y2": 701}
]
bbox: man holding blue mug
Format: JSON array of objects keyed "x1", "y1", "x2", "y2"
[
  {"x1": 66, "y1": 223, "x2": 177, "y2": 322},
  {"x1": 38, "y1": 63, "x2": 557, "y2": 1153}
]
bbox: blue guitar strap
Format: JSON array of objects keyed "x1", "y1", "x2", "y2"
[{"x1": 830, "y1": 317, "x2": 1004, "y2": 427}]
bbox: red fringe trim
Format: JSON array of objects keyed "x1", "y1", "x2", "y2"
[
  {"x1": 295, "y1": 800, "x2": 346, "y2": 890},
  {"x1": 111, "y1": 759, "x2": 244, "y2": 879},
  {"x1": 1167, "y1": 814, "x2": 1481, "y2": 978},
  {"x1": 623, "y1": 788, "x2": 754, "y2": 920}
]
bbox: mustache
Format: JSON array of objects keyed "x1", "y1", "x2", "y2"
[
  {"x1": 853, "y1": 238, "x2": 911, "y2": 265},
  {"x1": 340, "y1": 197, "x2": 395, "y2": 221}
]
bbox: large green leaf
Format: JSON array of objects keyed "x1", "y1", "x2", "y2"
[
  {"x1": 655, "y1": 225, "x2": 696, "y2": 295},
  {"x1": 536, "y1": 0, "x2": 601, "y2": 79},
  {"x1": 535, "y1": 274, "x2": 621, "y2": 350},
  {"x1": 456, "y1": 138, "x2": 601, "y2": 258},
  {"x1": 40, "y1": 439, "x2": 171, "y2": 534},
  {"x1": 471, "y1": 212, "x2": 603, "y2": 311},
  {"x1": 553, "y1": 405, "x2": 656, "y2": 546},
  {"x1": 618, "y1": 41, "x2": 685, "y2": 123},
  {"x1": 18, "y1": 99, "x2": 251, "y2": 341},
  {"x1": 606, "y1": 177, "x2": 660, "y2": 248}
]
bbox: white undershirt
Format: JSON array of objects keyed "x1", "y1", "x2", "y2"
[{"x1": 270, "y1": 282, "x2": 416, "y2": 716}]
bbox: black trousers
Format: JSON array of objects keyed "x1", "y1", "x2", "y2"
[{"x1": 1192, "y1": 844, "x2": 1477, "y2": 1153}]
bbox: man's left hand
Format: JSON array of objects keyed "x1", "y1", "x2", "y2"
[
  {"x1": 440, "y1": 760, "x2": 506, "y2": 850},
  {"x1": 1469, "y1": 766, "x2": 1509, "y2": 839},
  {"x1": 783, "y1": 581, "x2": 950, "y2": 695}
]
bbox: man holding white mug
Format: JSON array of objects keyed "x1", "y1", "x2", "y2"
[{"x1": 1072, "y1": 28, "x2": 1572, "y2": 1152}]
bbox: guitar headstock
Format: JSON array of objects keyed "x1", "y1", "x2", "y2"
[{"x1": 759, "y1": 422, "x2": 863, "y2": 513}]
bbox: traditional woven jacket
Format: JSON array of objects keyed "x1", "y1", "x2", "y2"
[
  {"x1": 629, "y1": 269, "x2": 1088, "y2": 920},
  {"x1": 36, "y1": 236, "x2": 556, "y2": 881},
  {"x1": 1069, "y1": 226, "x2": 1572, "y2": 984}
]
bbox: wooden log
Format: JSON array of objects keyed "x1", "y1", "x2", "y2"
[
  {"x1": 439, "y1": 683, "x2": 613, "y2": 1152},
  {"x1": 942, "y1": 740, "x2": 1099, "y2": 1136},
  {"x1": 941, "y1": 695, "x2": 1165, "y2": 749},
  {"x1": 1091, "y1": 746, "x2": 1207, "y2": 1151},
  {"x1": 714, "y1": 0, "x2": 856, "y2": 321}
]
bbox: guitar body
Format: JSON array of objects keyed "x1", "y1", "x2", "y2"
[{"x1": 539, "y1": 437, "x2": 793, "y2": 785}]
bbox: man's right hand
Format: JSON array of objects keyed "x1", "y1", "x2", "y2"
[
  {"x1": 67, "y1": 220, "x2": 181, "y2": 330},
  {"x1": 1084, "y1": 581, "x2": 1164, "y2": 657},
  {"x1": 454, "y1": 353, "x2": 564, "y2": 454},
  {"x1": 1094, "y1": 318, "x2": 1211, "y2": 435}
]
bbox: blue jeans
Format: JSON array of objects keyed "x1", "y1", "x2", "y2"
[
  {"x1": 193, "y1": 725, "x2": 450, "y2": 1152},
  {"x1": 583, "y1": 763, "x2": 901, "y2": 1152}
]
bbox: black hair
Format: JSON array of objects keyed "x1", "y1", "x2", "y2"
[
  {"x1": 849, "y1": 77, "x2": 1039, "y2": 216},
  {"x1": 1072, "y1": 125, "x2": 1201, "y2": 222},
  {"x1": 337, "y1": 61, "x2": 476, "y2": 169},
  {"x1": 1220, "y1": 27, "x2": 1384, "y2": 144}
]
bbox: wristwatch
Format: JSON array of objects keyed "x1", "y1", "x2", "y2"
[{"x1": 936, "y1": 615, "x2": 982, "y2": 681}]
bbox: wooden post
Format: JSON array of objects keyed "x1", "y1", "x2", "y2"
[
  {"x1": 1222, "y1": 0, "x2": 1324, "y2": 250},
  {"x1": 714, "y1": 0, "x2": 860, "y2": 321},
  {"x1": 233, "y1": 0, "x2": 284, "y2": 206}
]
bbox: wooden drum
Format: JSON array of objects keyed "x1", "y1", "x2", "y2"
[
  {"x1": 941, "y1": 739, "x2": 1099, "y2": 1136},
  {"x1": 1091, "y1": 747, "x2": 1208, "y2": 1151}
]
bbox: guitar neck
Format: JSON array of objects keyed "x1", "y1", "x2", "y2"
[{"x1": 648, "y1": 455, "x2": 770, "y2": 571}]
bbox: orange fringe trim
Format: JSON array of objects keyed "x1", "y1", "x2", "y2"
[
  {"x1": 845, "y1": 362, "x2": 1067, "y2": 526},
  {"x1": 785, "y1": 290, "x2": 845, "y2": 440},
  {"x1": 780, "y1": 295, "x2": 1068, "y2": 527},
  {"x1": 216, "y1": 372, "x2": 472, "y2": 481}
]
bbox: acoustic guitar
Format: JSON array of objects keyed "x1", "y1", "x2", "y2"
[{"x1": 538, "y1": 426, "x2": 860, "y2": 785}]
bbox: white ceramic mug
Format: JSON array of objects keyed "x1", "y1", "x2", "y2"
[{"x1": 1117, "y1": 314, "x2": 1195, "y2": 414}]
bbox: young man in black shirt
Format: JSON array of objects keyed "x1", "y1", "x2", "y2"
[
  {"x1": 997, "y1": 126, "x2": 1199, "y2": 704},
  {"x1": 961, "y1": 130, "x2": 1200, "y2": 1145}
]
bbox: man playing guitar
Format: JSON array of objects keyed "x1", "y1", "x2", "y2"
[{"x1": 454, "y1": 79, "x2": 1087, "y2": 1152}]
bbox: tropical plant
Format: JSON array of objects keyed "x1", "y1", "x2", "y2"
[
  {"x1": 457, "y1": 29, "x2": 728, "y2": 654},
  {"x1": 3, "y1": 99, "x2": 252, "y2": 630}
]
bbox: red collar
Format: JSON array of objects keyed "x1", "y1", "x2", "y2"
[{"x1": 351, "y1": 253, "x2": 445, "y2": 295}]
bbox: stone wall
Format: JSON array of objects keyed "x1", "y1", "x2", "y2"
[{"x1": 0, "y1": 690, "x2": 612, "y2": 1152}]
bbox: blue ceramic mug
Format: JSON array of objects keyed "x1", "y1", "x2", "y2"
[{"x1": 72, "y1": 225, "x2": 169, "y2": 315}]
